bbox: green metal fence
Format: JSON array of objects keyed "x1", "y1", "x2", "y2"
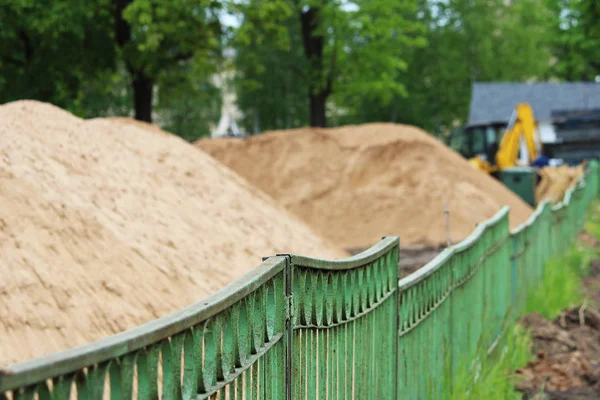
[
  {"x1": 0, "y1": 256, "x2": 290, "y2": 399},
  {"x1": 396, "y1": 160, "x2": 599, "y2": 398},
  {"x1": 1, "y1": 161, "x2": 598, "y2": 399},
  {"x1": 397, "y1": 205, "x2": 512, "y2": 399},
  {"x1": 288, "y1": 238, "x2": 399, "y2": 400}
]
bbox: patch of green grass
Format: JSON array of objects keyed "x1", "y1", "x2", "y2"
[
  {"x1": 447, "y1": 202, "x2": 600, "y2": 398},
  {"x1": 583, "y1": 200, "x2": 600, "y2": 241},
  {"x1": 525, "y1": 201, "x2": 600, "y2": 320},
  {"x1": 444, "y1": 200, "x2": 600, "y2": 398},
  {"x1": 524, "y1": 245, "x2": 590, "y2": 319},
  {"x1": 448, "y1": 325, "x2": 533, "y2": 400},
  {"x1": 584, "y1": 202, "x2": 600, "y2": 234},
  {"x1": 584, "y1": 219, "x2": 600, "y2": 239}
]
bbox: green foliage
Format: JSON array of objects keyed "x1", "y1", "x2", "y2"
[
  {"x1": 72, "y1": 63, "x2": 133, "y2": 119},
  {"x1": 232, "y1": 0, "x2": 424, "y2": 130},
  {"x1": 156, "y1": 63, "x2": 222, "y2": 141},
  {"x1": 448, "y1": 325, "x2": 533, "y2": 400},
  {"x1": 326, "y1": 0, "x2": 424, "y2": 104},
  {"x1": 232, "y1": 0, "x2": 308, "y2": 133},
  {"x1": 0, "y1": 0, "x2": 222, "y2": 140},
  {"x1": 393, "y1": 0, "x2": 552, "y2": 134},
  {"x1": 119, "y1": 0, "x2": 222, "y2": 76},
  {"x1": 545, "y1": 0, "x2": 600, "y2": 80},
  {"x1": 328, "y1": 0, "x2": 556, "y2": 134},
  {"x1": 116, "y1": 0, "x2": 223, "y2": 133},
  {"x1": 2, "y1": 0, "x2": 598, "y2": 138},
  {"x1": 0, "y1": 0, "x2": 116, "y2": 111}
]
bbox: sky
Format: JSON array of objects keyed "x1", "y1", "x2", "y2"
[{"x1": 219, "y1": 0, "x2": 361, "y2": 29}]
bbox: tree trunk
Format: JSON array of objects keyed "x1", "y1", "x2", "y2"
[
  {"x1": 116, "y1": 0, "x2": 154, "y2": 123},
  {"x1": 300, "y1": 6, "x2": 332, "y2": 128},
  {"x1": 309, "y1": 93, "x2": 327, "y2": 128},
  {"x1": 253, "y1": 108, "x2": 260, "y2": 135},
  {"x1": 132, "y1": 73, "x2": 153, "y2": 122}
]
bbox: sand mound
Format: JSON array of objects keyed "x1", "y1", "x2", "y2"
[
  {"x1": 536, "y1": 164, "x2": 586, "y2": 204},
  {"x1": 104, "y1": 116, "x2": 169, "y2": 136},
  {"x1": 197, "y1": 123, "x2": 533, "y2": 250},
  {"x1": 0, "y1": 101, "x2": 344, "y2": 365}
]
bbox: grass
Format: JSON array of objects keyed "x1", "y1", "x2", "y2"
[
  {"x1": 447, "y1": 201, "x2": 600, "y2": 399},
  {"x1": 448, "y1": 325, "x2": 533, "y2": 400},
  {"x1": 525, "y1": 202, "x2": 600, "y2": 319},
  {"x1": 524, "y1": 246, "x2": 592, "y2": 319},
  {"x1": 584, "y1": 205, "x2": 600, "y2": 243},
  {"x1": 448, "y1": 241, "x2": 593, "y2": 399}
]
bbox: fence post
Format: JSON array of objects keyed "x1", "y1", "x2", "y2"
[
  {"x1": 284, "y1": 255, "x2": 293, "y2": 400},
  {"x1": 510, "y1": 233, "x2": 519, "y2": 313},
  {"x1": 395, "y1": 240, "x2": 401, "y2": 400}
]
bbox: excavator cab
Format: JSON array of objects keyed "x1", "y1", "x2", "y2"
[
  {"x1": 455, "y1": 103, "x2": 540, "y2": 174},
  {"x1": 452, "y1": 103, "x2": 543, "y2": 206},
  {"x1": 454, "y1": 123, "x2": 506, "y2": 174}
]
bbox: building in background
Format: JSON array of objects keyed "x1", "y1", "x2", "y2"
[
  {"x1": 211, "y1": 48, "x2": 245, "y2": 138},
  {"x1": 466, "y1": 82, "x2": 600, "y2": 165}
]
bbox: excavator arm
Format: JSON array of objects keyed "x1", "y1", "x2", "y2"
[{"x1": 495, "y1": 103, "x2": 538, "y2": 169}]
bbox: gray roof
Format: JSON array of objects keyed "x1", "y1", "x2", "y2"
[{"x1": 468, "y1": 82, "x2": 600, "y2": 126}]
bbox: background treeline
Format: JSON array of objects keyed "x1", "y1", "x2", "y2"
[{"x1": 1, "y1": 0, "x2": 598, "y2": 140}]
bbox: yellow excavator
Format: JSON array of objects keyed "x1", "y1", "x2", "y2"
[{"x1": 468, "y1": 103, "x2": 540, "y2": 174}]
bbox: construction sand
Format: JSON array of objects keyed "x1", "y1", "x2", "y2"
[
  {"x1": 197, "y1": 124, "x2": 534, "y2": 250},
  {"x1": 0, "y1": 100, "x2": 344, "y2": 365},
  {"x1": 536, "y1": 163, "x2": 586, "y2": 204},
  {"x1": 104, "y1": 116, "x2": 169, "y2": 136}
]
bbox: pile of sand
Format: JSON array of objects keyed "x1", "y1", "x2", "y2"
[
  {"x1": 0, "y1": 101, "x2": 344, "y2": 365},
  {"x1": 536, "y1": 164, "x2": 586, "y2": 204},
  {"x1": 197, "y1": 124, "x2": 533, "y2": 250},
  {"x1": 105, "y1": 116, "x2": 169, "y2": 136}
]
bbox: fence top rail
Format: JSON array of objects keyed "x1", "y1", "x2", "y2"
[
  {"x1": 290, "y1": 236, "x2": 399, "y2": 270},
  {"x1": 398, "y1": 206, "x2": 509, "y2": 290},
  {"x1": 551, "y1": 172, "x2": 589, "y2": 212},
  {"x1": 512, "y1": 164, "x2": 590, "y2": 234},
  {"x1": 553, "y1": 187, "x2": 573, "y2": 211},
  {"x1": 0, "y1": 256, "x2": 287, "y2": 392},
  {"x1": 510, "y1": 199, "x2": 550, "y2": 236}
]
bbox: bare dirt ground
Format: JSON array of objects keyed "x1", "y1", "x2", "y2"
[
  {"x1": 516, "y1": 234, "x2": 600, "y2": 399},
  {"x1": 348, "y1": 246, "x2": 440, "y2": 278},
  {"x1": 398, "y1": 246, "x2": 441, "y2": 278}
]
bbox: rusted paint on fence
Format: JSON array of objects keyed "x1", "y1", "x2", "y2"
[{"x1": 1, "y1": 161, "x2": 598, "y2": 399}]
